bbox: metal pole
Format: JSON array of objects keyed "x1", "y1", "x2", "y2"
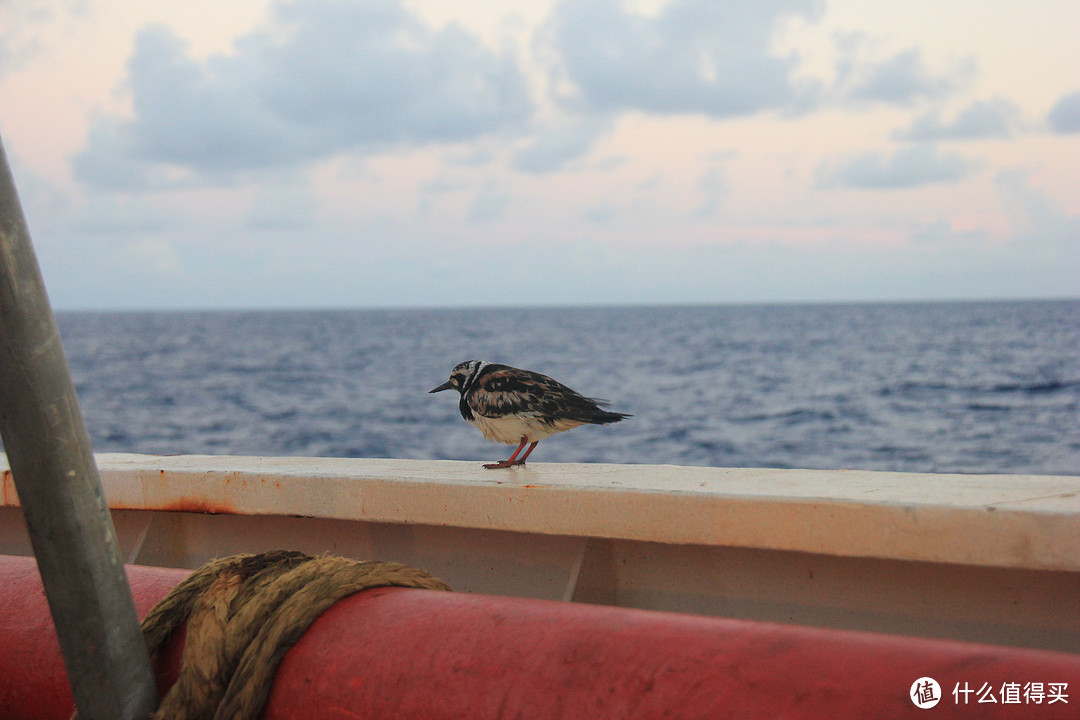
[{"x1": 0, "y1": 137, "x2": 158, "y2": 717}]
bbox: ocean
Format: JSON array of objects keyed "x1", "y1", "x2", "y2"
[{"x1": 45, "y1": 299, "x2": 1080, "y2": 475}]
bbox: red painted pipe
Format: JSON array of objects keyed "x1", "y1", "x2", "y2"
[
  {"x1": 1, "y1": 554, "x2": 1077, "y2": 719},
  {"x1": 0, "y1": 555, "x2": 189, "y2": 718}
]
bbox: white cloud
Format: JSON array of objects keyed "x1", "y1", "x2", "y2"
[
  {"x1": 995, "y1": 168, "x2": 1080, "y2": 254},
  {"x1": 816, "y1": 143, "x2": 974, "y2": 189},
  {"x1": 546, "y1": 0, "x2": 823, "y2": 117},
  {"x1": 466, "y1": 179, "x2": 511, "y2": 222},
  {"x1": 0, "y1": 0, "x2": 89, "y2": 76},
  {"x1": 693, "y1": 164, "x2": 728, "y2": 217},
  {"x1": 74, "y1": 0, "x2": 533, "y2": 189},
  {"x1": 123, "y1": 236, "x2": 185, "y2": 277},
  {"x1": 510, "y1": 117, "x2": 613, "y2": 173},
  {"x1": 582, "y1": 199, "x2": 617, "y2": 223},
  {"x1": 1047, "y1": 90, "x2": 1080, "y2": 134},
  {"x1": 896, "y1": 97, "x2": 1020, "y2": 141},
  {"x1": 832, "y1": 35, "x2": 974, "y2": 106},
  {"x1": 244, "y1": 176, "x2": 318, "y2": 231},
  {"x1": 67, "y1": 193, "x2": 177, "y2": 236}
]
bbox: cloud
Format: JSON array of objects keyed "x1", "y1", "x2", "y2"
[
  {"x1": 510, "y1": 117, "x2": 613, "y2": 173},
  {"x1": 834, "y1": 35, "x2": 974, "y2": 106},
  {"x1": 694, "y1": 164, "x2": 728, "y2": 217},
  {"x1": 123, "y1": 236, "x2": 185, "y2": 277},
  {"x1": 896, "y1": 97, "x2": 1020, "y2": 141},
  {"x1": 1047, "y1": 90, "x2": 1080, "y2": 134},
  {"x1": 244, "y1": 176, "x2": 318, "y2": 231},
  {"x1": 67, "y1": 193, "x2": 178, "y2": 236},
  {"x1": 547, "y1": 0, "x2": 823, "y2": 118},
  {"x1": 0, "y1": 0, "x2": 89, "y2": 76},
  {"x1": 582, "y1": 199, "x2": 617, "y2": 223},
  {"x1": 816, "y1": 143, "x2": 973, "y2": 189},
  {"x1": 467, "y1": 179, "x2": 511, "y2": 223},
  {"x1": 995, "y1": 168, "x2": 1080, "y2": 251},
  {"x1": 538, "y1": 1, "x2": 973, "y2": 150},
  {"x1": 74, "y1": 0, "x2": 533, "y2": 189}
]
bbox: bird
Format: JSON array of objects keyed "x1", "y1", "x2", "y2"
[{"x1": 430, "y1": 360, "x2": 631, "y2": 469}]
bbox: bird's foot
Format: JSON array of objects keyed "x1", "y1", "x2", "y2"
[
  {"x1": 483, "y1": 459, "x2": 526, "y2": 469},
  {"x1": 483, "y1": 437, "x2": 534, "y2": 469}
]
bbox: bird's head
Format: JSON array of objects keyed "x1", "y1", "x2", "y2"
[{"x1": 429, "y1": 360, "x2": 485, "y2": 395}]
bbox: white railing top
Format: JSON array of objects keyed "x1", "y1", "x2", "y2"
[{"x1": 3, "y1": 453, "x2": 1078, "y2": 571}]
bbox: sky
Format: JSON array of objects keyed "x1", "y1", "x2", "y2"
[{"x1": 0, "y1": 0, "x2": 1078, "y2": 310}]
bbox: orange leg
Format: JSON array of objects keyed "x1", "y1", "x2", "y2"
[
  {"x1": 517, "y1": 441, "x2": 539, "y2": 464},
  {"x1": 483, "y1": 437, "x2": 538, "y2": 469}
]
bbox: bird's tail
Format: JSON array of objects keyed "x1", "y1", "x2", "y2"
[{"x1": 585, "y1": 408, "x2": 632, "y2": 425}]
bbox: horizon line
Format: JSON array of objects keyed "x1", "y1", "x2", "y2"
[{"x1": 51, "y1": 295, "x2": 1080, "y2": 315}]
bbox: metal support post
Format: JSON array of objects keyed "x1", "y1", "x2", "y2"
[{"x1": 0, "y1": 136, "x2": 158, "y2": 718}]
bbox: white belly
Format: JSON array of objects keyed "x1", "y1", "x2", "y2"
[{"x1": 470, "y1": 413, "x2": 584, "y2": 445}]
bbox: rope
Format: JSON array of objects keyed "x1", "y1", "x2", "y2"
[{"x1": 71, "y1": 550, "x2": 451, "y2": 720}]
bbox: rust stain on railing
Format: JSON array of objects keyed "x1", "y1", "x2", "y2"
[
  {"x1": 157, "y1": 498, "x2": 239, "y2": 515},
  {"x1": 110, "y1": 491, "x2": 239, "y2": 516}
]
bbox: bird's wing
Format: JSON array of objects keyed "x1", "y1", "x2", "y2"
[{"x1": 469, "y1": 367, "x2": 612, "y2": 422}]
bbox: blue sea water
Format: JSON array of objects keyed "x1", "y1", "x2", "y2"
[{"x1": 45, "y1": 300, "x2": 1080, "y2": 475}]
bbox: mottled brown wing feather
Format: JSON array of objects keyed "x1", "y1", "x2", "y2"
[{"x1": 469, "y1": 367, "x2": 630, "y2": 424}]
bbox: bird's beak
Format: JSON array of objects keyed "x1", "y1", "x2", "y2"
[{"x1": 429, "y1": 381, "x2": 454, "y2": 393}]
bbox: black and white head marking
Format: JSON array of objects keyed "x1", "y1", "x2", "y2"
[{"x1": 450, "y1": 360, "x2": 490, "y2": 395}]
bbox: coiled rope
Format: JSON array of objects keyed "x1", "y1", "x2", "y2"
[{"x1": 72, "y1": 550, "x2": 451, "y2": 720}]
